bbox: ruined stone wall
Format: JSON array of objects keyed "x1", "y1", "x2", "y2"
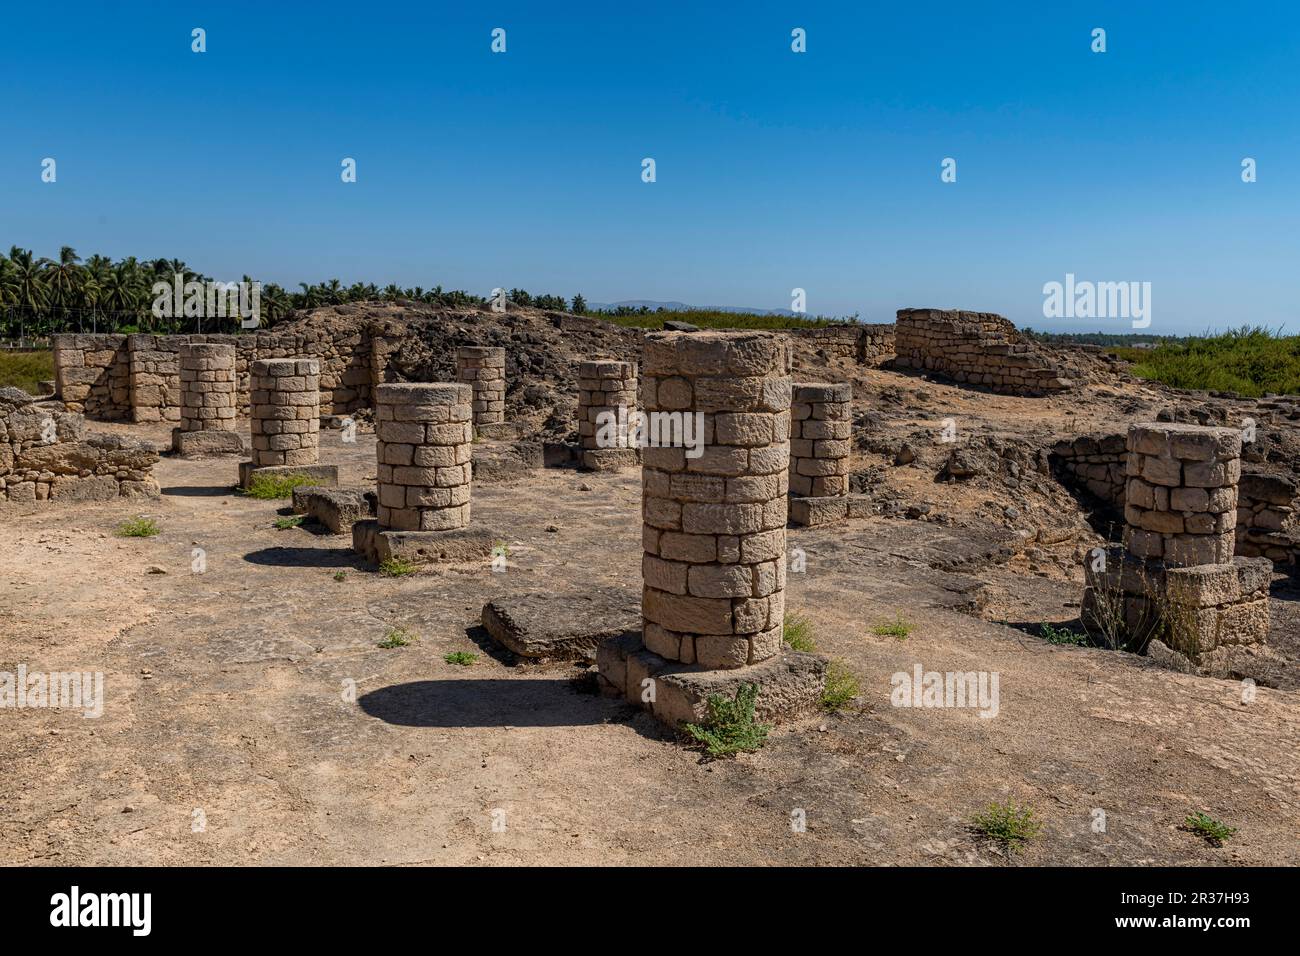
[
  {"x1": 786, "y1": 324, "x2": 895, "y2": 364},
  {"x1": 0, "y1": 387, "x2": 159, "y2": 503},
  {"x1": 53, "y1": 334, "x2": 131, "y2": 419},
  {"x1": 55, "y1": 329, "x2": 373, "y2": 423},
  {"x1": 1049, "y1": 434, "x2": 1128, "y2": 510},
  {"x1": 894, "y1": 308, "x2": 1074, "y2": 396},
  {"x1": 1236, "y1": 472, "x2": 1299, "y2": 566}
]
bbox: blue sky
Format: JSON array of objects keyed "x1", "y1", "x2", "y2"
[{"x1": 1, "y1": 1, "x2": 1296, "y2": 333}]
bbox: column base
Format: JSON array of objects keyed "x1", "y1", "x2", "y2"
[
  {"x1": 596, "y1": 632, "x2": 828, "y2": 729},
  {"x1": 172, "y1": 429, "x2": 244, "y2": 458},
  {"x1": 580, "y1": 447, "x2": 641, "y2": 472},
  {"x1": 352, "y1": 519, "x2": 497, "y2": 565},
  {"x1": 238, "y1": 461, "x2": 338, "y2": 490},
  {"x1": 291, "y1": 487, "x2": 377, "y2": 534}
]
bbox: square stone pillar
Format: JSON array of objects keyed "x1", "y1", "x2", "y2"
[
  {"x1": 577, "y1": 359, "x2": 640, "y2": 471},
  {"x1": 788, "y1": 382, "x2": 851, "y2": 526},
  {"x1": 456, "y1": 346, "x2": 506, "y2": 428}
]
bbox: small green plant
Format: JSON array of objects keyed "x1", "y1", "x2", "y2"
[
  {"x1": 1038, "y1": 623, "x2": 1090, "y2": 646},
  {"x1": 243, "y1": 472, "x2": 315, "y2": 500},
  {"x1": 116, "y1": 517, "x2": 160, "y2": 538},
  {"x1": 444, "y1": 651, "x2": 477, "y2": 666},
  {"x1": 971, "y1": 802, "x2": 1043, "y2": 854},
  {"x1": 782, "y1": 612, "x2": 816, "y2": 652},
  {"x1": 821, "y1": 661, "x2": 860, "y2": 711},
  {"x1": 377, "y1": 627, "x2": 416, "y2": 649},
  {"x1": 683, "y1": 683, "x2": 771, "y2": 758},
  {"x1": 273, "y1": 515, "x2": 305, "y2": 530},
  {"x1": 378, "y1": 557, "x2": 418, "y2": 577},
  {"x1": 1182, "y1": 811, "x2": 1237, "y2": 847},
  {"x1": 333, "y1": 571, "x2": 347, "y2": 582},
  {"x1": 872, "y1": 615, "x2": 912, "y2": 639}
]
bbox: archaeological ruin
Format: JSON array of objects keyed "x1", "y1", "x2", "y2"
[
  {"x1": 239, "y1": 358, "x2": 335, "y2": 489},
  {"x1": 576, "y1": 359, "x2": 640, "y2": 471},
  {"x1": 172, "y1": 343, "x2": 243, "y2": 457}
]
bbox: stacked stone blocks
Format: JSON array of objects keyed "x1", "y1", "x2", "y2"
[
  {"x1": 788, "y1": 382, "x2": 852, "y2": 525},
  {"x1": 374, "y1": 383, "x2": 473, "y2": 532},
  {"x1": 172, "y1": 343, "x2": 242, "y2": 456},
  {"x1": 455, "y1": 347, "x2": 506, "y2": 428},
  {"x1": 577, "y1": 359, "x2": 640, "y2": 470}
]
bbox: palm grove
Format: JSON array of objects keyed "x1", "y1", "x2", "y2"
[{"x1": 0, "y1": 246, "x2": 588, "y2": 340}]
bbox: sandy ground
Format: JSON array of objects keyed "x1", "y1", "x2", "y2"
[{"x1": 1, "y1": 421, "x2": 1298, "y2": 866}]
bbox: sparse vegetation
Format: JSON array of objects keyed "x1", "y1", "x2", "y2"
[
  {"x1": 444, "y1": 651, "x2": 477, "y2": 666},
  {"x1": 683, "y1": 683, "x2": 771, "y2": 758},
  {"x1": 378, "y1": 557, "x2": 418, "y2": 577},
  {"x1": 377, "y1": 627, "x2": 416, "y2": 649},
  {"x1": 821, "y1": 661, "x2": 860, "y2": 711},
  {"x1": 1038, "y1": 623, "x2": 1090, "y2": 646},
  {"x1": 116, "y1": 517, "x2": 160, "y2": 538},
  {"x1": 243, "y1": 472, "x2": 315, "y2": 500},
  {"x1": 595, "y1": 308, "x2": 853, "y2": 331},
  {"x1": 782, "y1": 612, "x2": 816, "y2": 651},
  {"x1": 332, "y1": 571, "x2": 347, "y2": 582},
  {"x1": 273, "y1": 515, "x2": 305, "y2": 530},
  {"x1": 872, "y1": 616, "x2": 913, "y2": 639},
  {"x1": 0, "y1": 350, "x2": 54, "y2": 392},
  {"x1": 971, "y1": 802, "x2": 1043, "y2": 854},
  {"x1": 1112, "y1": 326, "x2": 1300, "y2": 398},
  {"x1": 1182, "y1": 811, "x2": 1237, "y2": 847}
]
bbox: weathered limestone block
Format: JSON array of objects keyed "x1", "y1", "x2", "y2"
[
  {"x1": 248, "y1": 358, "x2": 321, "y2": 467},
  {"x1": 482, "y1": 587, "x2": 640, "y2": 660}
]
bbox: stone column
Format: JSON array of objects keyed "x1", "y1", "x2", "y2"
[
  {"x1": 577, "y1": 359, "x2": 639, "y2": 470},
  {"x1": 639, "y1": 331, "x2": 792, "y2": 669},
  {"x1": 788, "y1": 382, "x2": 851, "y2": 525},
  {"x1": 374, "y1": 383, "x2": 472, "y2": 532},
  {"x1": 1124, "y1": 423, "x2": 1240, "y2": 567},
  {"x1": 456, "y1": 347, "x2": 506, "y2": 428},
  {"x1": 249, "y1": 358, "x2": 321, "y2": 467},
  {"x1": 173, "y1": 343, "x2": 242, "y2": 455}
]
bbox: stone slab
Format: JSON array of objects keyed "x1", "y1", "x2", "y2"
[
  {"x1": 580, "y1": 447, "x2": 641, "y2": 472},
  {"x1": 789, "y1": 495, "x2": 847, "y2": 527},
  {"x1": 475, "y1": 422, "x2": 520, "y2": 441},
  {"x1": 238, "y1": 461, "x2": 338, "y2": 490},
  {"x1": 351, "y1": 519, "x2": 497, "y2": 565},
  {"x1": 292, "y1": 487, "x2": 377, "y2": 534},
  {"x1": 471, "y1": 441, "x2": 543, "y2": 483},
  {"x1": 172, "y1": 428, "x2": 245, "y2": 458},
  {"x1": 597, "y1": 632, "x2": 827, "y2": 729},
  {"x1": 482, "y1": 586, "x2": 640, "y2": 660}
]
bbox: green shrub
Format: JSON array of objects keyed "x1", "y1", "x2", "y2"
[
  {"x1": 971, "y1": 802, "x2": 1042, "y2": 854},
  {"x1": 822, "y1": 661, "x2": 860, "y2": 711},
  {"x1": 377, "y1": 627, "x2": 416, "y2": 649},
  {"x1": 1114, "y1": 326, "x2": 1300, "y2": 397},
  {"x1": 116, "y1": 517, "x2": 160, "y2": 538},
  {"x1": 333, "y1": 571, "x2": 347, "y2": 582},
  {"x1": 378, "y1": 558, "x2": 418, "y2": 577},
  {"x1": 1182, "y1": 811, "x2": 1237, "y2": 847},
  {"x1": 782, "y1": 612, "x2": 816, "y2": 651},
  {"x1": 0, "y1": 350, "x2": 55, "y2": 393},
  {"x1": 872, "y1": 616, "x2": 913, "y2": 639},
  {"x1": 273, "y1": 515, "x2": 305, "y2": 530},
  {"x1": 444, "y1": 651, "x2": 477, "y2": 666},
  {"x1": 243, "y1": 472, "x2": 315, "y2": 500},
  {"x1": 683, "y1": 683, "x2": 771, "y2": 758},
  {"x1": 1038, "y1": 623, "x2": 1090, "y2": 646}
]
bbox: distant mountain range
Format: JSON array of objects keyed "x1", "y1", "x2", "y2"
[{"x1": 588, "y1": 300, "x2": 799, "y2": 317}]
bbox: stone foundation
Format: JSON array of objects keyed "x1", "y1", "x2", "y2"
[{"x1": 351, "y1": 519, "x2": 495, "y2": 564}]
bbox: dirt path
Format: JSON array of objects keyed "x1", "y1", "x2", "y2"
[{"x1": 1, "y1": 425, "x2": 1297, "y2": 865}]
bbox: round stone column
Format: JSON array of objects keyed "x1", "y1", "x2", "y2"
[
  {"x1": 375, "y1": 383, "x2": 473, "y2": 532},
  {"x1": 456, "y1": 347, "x2": 506, "y2": 427},
  {"x1": 639, "y1": 330, "x2": 792, "y2": 669},
  {"x1": 249, "y1": 358, "x2": 320, "y2": 468},
  {"x1": 789, "y1": 382, "x2": 851, "y2": 497},
  {"x1": 1124, "y1": 422, "x2": 1241, "y2": 566},
  {"x1": 578, "y1": 359, "x2": 639, "y2": 469},
  {"x1": 178, "y1": 343, "x2": 237, "y2": 432}
]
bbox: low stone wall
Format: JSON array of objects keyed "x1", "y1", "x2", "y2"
[
  {"x1": 54, "y1": 329, "x2": 373, "y2": 422},
  {"x1": 786, "y1": 324, "x2": 894, "y2": 364},
  {"x1": 1049, "y1": 434, "x2": 1127, "y2": 510},
  {"x1": 0, "y1": 387, "x2": 159, "y2": 503},
  {"x1": 894, "y1": 308, "x2": 1074, "y2": 396}
]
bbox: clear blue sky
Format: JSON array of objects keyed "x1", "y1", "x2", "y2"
[{"x1": 2, "y1": 1, "x2": 1296, "y2": 334}]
